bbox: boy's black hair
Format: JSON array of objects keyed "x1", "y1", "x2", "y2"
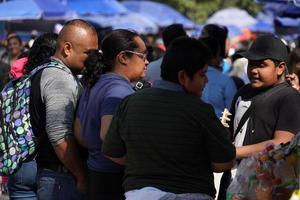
[
  {"x1": 199, "y1": 36, "x2": 220, "y2": 58},
  {"x1": 201, "y1": 24, "x2": 228, "y2": 58},
  {"x1": 161, "y1": 37, "x2": 212, "y2": 83},
  {"x1": 162, "y1": 24, "x2": 187, "y2": 48}
]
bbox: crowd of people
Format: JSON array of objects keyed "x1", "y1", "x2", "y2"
[{"x1": 0, "y1": 18, "x2": 300, "y2": 200}]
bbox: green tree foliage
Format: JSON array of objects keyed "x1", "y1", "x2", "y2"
[{"x1": 156, "y1": 0, "x2": 262, "y2": 23}]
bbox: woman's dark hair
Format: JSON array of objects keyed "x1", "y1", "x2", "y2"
[
  {"x1": 24, "y1": 33, "x2": 58, "y2": 73},
  {"x1": 81, "y1": 50, "x2": 102, "y2": 88},
  {"x1": 162, "y1": 23, "x2": 187, "y2": 48},
  {"x1": 161, "y1": 37, "x2": 212, "y2": 83},
  {"x1": 81, "y1": 29, "x2": 139, "y2": 88}
]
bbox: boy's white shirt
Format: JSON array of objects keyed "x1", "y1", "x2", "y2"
[{"x1": 233, "y1": 97, "x2": 252, "y2": 147}]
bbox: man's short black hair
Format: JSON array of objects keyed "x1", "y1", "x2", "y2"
[
  {"x1": 162, "y1": 24, "x2": 187, "y2": 48},
  {"x1": 201, "y1": 24, "x2": 228, "y2": 58},
  {"x1": 161, "y1": 37, "x2": 212, "y2": 83},
  {"x1": 199, "y1": 36, "x2": 220, "y2": 58}
]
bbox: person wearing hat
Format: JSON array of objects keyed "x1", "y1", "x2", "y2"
[
  {"x1": 230, "y1": 34, "x2": 300, "y2": 158},
  {"x1": 218, "y1": 34, "x2": 300, "y2": 200}
]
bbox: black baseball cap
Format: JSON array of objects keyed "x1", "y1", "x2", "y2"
[{"x1": 239, "y1": 35, "x2": 288, "y2": 63}]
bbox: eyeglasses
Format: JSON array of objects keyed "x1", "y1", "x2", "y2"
[{"x1": 123, "y1": 50, "x2": 147, "y2": 61}]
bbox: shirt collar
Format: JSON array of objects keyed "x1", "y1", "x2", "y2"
[
  {"x1": 208, "y1": 66, "x2": 221, "y2": 72},
  {"x1": 51, "y1": 56, "x2": 65, "y2": 66},
  {"x1": 101, "y1": 72, "x2": 131, "y2": 83},
  {"x1": 153, "y1": 80, "x2": 184, "y2": 92},
  {"x1": 50, "y1": 56, "x2": 72, "y2": 73}
]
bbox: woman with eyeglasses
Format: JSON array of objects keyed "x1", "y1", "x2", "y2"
[{"x1": 74, "y1": 29, "x2": 148, "y2": 200}]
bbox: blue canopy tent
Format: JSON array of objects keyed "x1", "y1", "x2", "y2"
[
  {"x1": 249, "y1": 20, "x2": 275, "y2": 33},
  {"x1": 257, "y1": 3, "x2": 300, "y2": 27},
  {"x1": 274, "y1": 16, "x2": 300, "y2": 40},
  {"x1": 226, "y1": 25, "x2": 243, "y2": 37},
  {"x1": 256, "y1": 0, "x2": 292, "y2": 3},
  {"x1": 282, "y1": 5, "x2": 300, "y2": 17},
  {"x1": 256, "y1": 3, "x2": 299, "y2": 25},
  {"x1": 122, "y1": 0, "x2": 195, "y2": 28},
  {"x1": 65, "y1": 0, "x2": 128, "y2": 15},
  {"x1": 258, "y1": 3, "x2": 290, "y2": 19},
  {"x1": 256, "y1": 0, "x2": 300, "y2": 6},
  {"x1": 254, "y1": 0, "x2": 300, "y2": 39},
  {"x1": 275, "y1": 16, "x2": 300, "y2": 26},
  {"x1": 85, "y1": 13, "x2": 158, "y2": 34},
  {"x1": 190, "y1": 24, "x2": 242, "y2": 39},
  {"x1": 206, "y1": 7, "x2": 257, "y2": 29},
  {"x1": 0, "y1": 0, "x2": 76, "y2": 21}
]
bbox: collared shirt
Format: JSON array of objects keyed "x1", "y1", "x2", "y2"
[
  {"x1": 103, "y1": 79, "x2": 236, "y2": 197},
  {"x1": 153, "y1": 80, "x2": 184, "y2": 92},
  {"x1": 202, "y1": 66, "x2": 237, "y2": 117},
  {"x1": 146, "y1": 57, "x2": 163, "y2": 83}
]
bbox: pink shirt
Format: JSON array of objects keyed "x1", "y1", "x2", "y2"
[{"x1": 10, "y1": 57, "x2": 28, "y2": 79}]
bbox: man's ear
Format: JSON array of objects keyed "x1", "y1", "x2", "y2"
[
  {"x1": 277, "y1": 62, "x2": 287, "y2": 77},
  {"x1": 117, "y1": 52, "x2": 128, "y2": 65},
  {"x1": 178, "y1": 70, "x2": 187, "y2": 86},
  {"x1": 63, "y1": 42, "x2": 72, "y2": 57}
]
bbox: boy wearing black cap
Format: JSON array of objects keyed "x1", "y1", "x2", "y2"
[{"x1": 231, "y1": 34, "x2": 300, "y2": 158}]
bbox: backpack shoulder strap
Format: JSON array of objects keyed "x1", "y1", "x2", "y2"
[
  {"x1": 29, "y1": 59, "x2": 66, "y2": 77},
  {"x1": 233, "y1": 83, "x2": 286, "y2": 140},
  {"x1": 233, "y1": 103, "x2": 254, "y2": 140}
]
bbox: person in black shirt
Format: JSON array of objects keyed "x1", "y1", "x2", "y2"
[
  {"x1": 219, "y1": 35, "x2": 300, "y2": 200},
  {"x1": 103, "y1": 37, "x2": 236, "y2": 199},
  {"x1": 231, "y1": 35, "x2": 300, "y2": 159}
]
